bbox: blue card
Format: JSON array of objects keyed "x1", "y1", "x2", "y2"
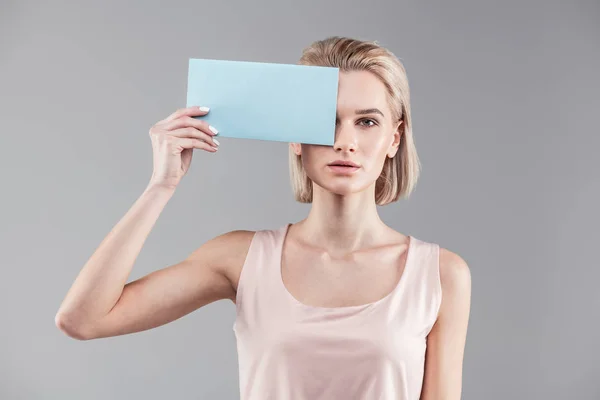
[{"x1": 186, "y1": 58, "x2": 339, "y2": 145}]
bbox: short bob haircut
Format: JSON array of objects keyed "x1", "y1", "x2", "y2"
[{"x1": 289, "y1": 36, "x2": 421, "y2": 205}]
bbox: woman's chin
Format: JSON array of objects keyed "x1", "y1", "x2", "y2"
[{"x1": 315, "y1": 181, "x2": 372, "y2": 197}]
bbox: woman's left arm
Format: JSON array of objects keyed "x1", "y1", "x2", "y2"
[{"x1": 420, "y1": 248, "x2": 472, "y2": 400}]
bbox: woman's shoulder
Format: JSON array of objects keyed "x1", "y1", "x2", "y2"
[
  {"x1": 409, "y1": 234, "x2": 470, "y2": 282},
  {"x1": 204, "y1": 224, "x2": 289, "y2": 260},
  {"x1": 207, "y1": 229, "x2": 257, "y2": 248},
  {"x1": 438, "y1": 246, "x2": 471, "y2": 309},
  {"x1": 439, "y1": 245, "x2": 470, "y2": 277},
  {"x1": 404, "y1": 233, "x2": 470, "y2": 289},
  {"x1": 206, "y1": 225, "x2": 287, "y2": 293},
  {"x1": 209, "y1": 223, "x2": 288, "y2": 245}
]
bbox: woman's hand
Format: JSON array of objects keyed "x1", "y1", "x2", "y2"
[{"x1": 148, "y1": 106, "x2": 219, "y2": 190}]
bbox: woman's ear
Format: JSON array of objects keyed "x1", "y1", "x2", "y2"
[
  {"x1": 387, "y1": 120, "x2": 403, "y2": 158},
  {"x1": 290, "y1": 142, "x2": 302, "y2": 156}
]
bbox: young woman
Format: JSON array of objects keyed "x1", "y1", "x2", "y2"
[{"x1": 55, "y1": 36, "x2": 471, "y2": 400}]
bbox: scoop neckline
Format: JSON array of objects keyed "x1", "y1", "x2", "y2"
[{"x1": 277, "y1": 223, "x2": 416, "y2": 311}]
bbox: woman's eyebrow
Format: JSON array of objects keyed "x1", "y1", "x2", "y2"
[{"x1": 355, "y1": 108, "x2": 384, "y2": 117}]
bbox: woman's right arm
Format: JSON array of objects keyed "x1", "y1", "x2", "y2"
[{"x1": 54, "y1": 106, "x2": 251, "y2": 340}]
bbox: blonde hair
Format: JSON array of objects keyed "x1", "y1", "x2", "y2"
[{"x1": 289, "y1": 36, "x2": 421, "y2": 205}]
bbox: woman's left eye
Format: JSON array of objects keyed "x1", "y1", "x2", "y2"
[{"x1": 359, "y1": 118, "x2": 377, "y2": 127}]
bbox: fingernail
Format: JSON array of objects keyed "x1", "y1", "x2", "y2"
[
  {"x1": 209, "y1": 125, "x2": 219, "y2": 135},
  {"x1": 213, "y1": 138, "x2": 220, "y2": 146},
  {"x1": 198, "y1": 106, "x2": 210, "y2": 112}
]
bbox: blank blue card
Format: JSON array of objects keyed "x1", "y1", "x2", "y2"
[{"x1": 186, "y1": 58, "x2": 339, "y2": 145}]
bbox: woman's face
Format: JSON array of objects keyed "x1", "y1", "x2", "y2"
[{"x1": 291, "y1": 70, "x2": 402, "y2": 198}]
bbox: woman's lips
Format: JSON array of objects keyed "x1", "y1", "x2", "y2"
[{"x1": 327, "y1": 165, "x2": 360, "y2": 173}]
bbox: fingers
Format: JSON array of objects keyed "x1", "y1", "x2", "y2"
[
  {"x1": 176, "y1": 137, "x2": 218, "y2": 153},
  {"x1": 162, "y1": 116, "x2": 218, "y2": 138},
  {"x1": 168, "y1": 126, "x2": 220, "y2": 148},
  {"x1": 161, "y1": 106, "x2": 211, "y2": 123}
]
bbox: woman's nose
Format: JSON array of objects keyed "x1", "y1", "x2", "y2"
[{"x1": 333, "y1": 123, "x2": 357, "y2": 152}]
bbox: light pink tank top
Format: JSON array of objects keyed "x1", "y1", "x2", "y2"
[{"x1": 233, "y1": 224, "x2": 442, "y2": 400}]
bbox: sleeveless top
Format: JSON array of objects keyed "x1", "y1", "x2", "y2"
[{"x1": 233, "y1": 224, "x2": 442, "y2": 400}]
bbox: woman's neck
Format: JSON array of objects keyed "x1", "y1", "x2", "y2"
[{"x1": 296, "y1": 185, "x2": 389, "y2": 253}]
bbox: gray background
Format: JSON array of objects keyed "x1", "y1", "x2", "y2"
[{"x1": 1, "y1": 0, "x2": 599, "y2": 399}]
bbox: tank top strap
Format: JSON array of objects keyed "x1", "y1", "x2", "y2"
[
  {"x1": 233, "y1": 224, "x2": 289, "y2": 332},
  {"x1": 386, "y1": 236, "x2": 442, "y2": 337}
]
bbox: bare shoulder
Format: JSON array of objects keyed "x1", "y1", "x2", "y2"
[
  {"x1": 438, "y1": 247, "x2": 471, "y2": 290},
  {"x1": 436, "y1": 247, "x2": 472, "y2": 321},
  {"x1": 188, "y1": 229, "x2": 256, "y2": 302},
  {"x1": 189, "y1": 229, "x2": 256, "y2": 259}
]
